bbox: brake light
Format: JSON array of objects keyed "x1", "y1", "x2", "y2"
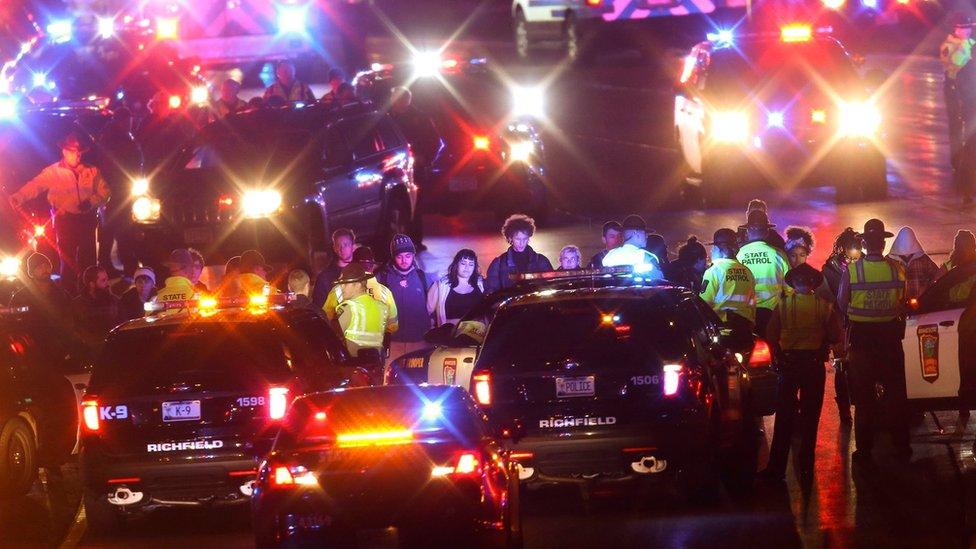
[
  {"x1": 268, "y1": 387, "x2": 289, "y2": 420},
  {"x1": 586, "y1": 0, "x2": 603, "y2": 5},
  {"x1": 82, "y1": 399, "x2": 100, "y2": 431},
  {"x1": 336, "y1": 429, "x2": 414, "y2": 448},
  {"x1": 473, "y1": 135, "x2": 491, "y2": 150},
  {"x1": 822, "y1": 0, "x2": 845, "y2": 8},
  {"x1": 432, "y1": 451, "x2": 481, "y2": 477},
  {"x1": 811, "y1": 109, "x2": 827, "y2": 124},
  {"x1": 217, "y1": 195, "x2": 234, "y2": 208},
  {"x1": 748, "y1": 339, "x2": 773, "y2": 368},
  {"x1": 663, "y1": 364, "x2": 682, "y2": 396},
  {"x1": 168, "y1": 95, "x2": 182, "y2": 109},
  {"x1": 271, "y1": 465, "x2": 317, "y2": 487},
  {"x1": 780, "y1": 24, "x2": 813, "y2": 43},
  {"x1": 156, "y1": 17, "x2": 179, "y2": 40},
  {"x1": 472, "y1": 371, "x2": 492, "y2": 406}
]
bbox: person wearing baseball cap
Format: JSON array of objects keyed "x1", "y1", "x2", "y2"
[
  {"x1": 736, "y1": 209, "x2": 790, "y2": 337},
  {"x1": 762, "y1": 262, "x2": 844, "y2": 483},
  {"x1": 238, "y1": 249, "x2": 277, "y2": 296},
  {"x1": 837, "y1": 218, "x2": 909, "y2": 465},
  {"x1": 151, "y1": 249, "x2": 198, "y2": 310},
  {"x1": 942, "y1": 12, "x2": 976, "y2": 197},
  {"x1": 118, "y1": 267, "x2": 157, "y2": 322},
  {"x1": 334, "y1": 262, "x2": 393, "y2": 357},
  {"x1": 8, "y1": 130, "x2": 110, "y2": 289},
  {"x1": 701, "y1": 228, "x2": 756, "y2": 329},
  {"x1": 376, "y1": 234, "x2": 431, "y2": 364}
]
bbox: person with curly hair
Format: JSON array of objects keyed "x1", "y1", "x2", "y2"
[
  {"x1": 784, "y1": 226, "x2": 834, "y2": 302},
  {"x1": 485, "y1": 214, "x2": 552, "y2": 292}
]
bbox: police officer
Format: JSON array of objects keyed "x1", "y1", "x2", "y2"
[
  {"x1": 238, "y1": 249, "x2": 276, "y2": 296},
  {"x1": 737, "y1": 209, "x2": 789, "y2": 337},
  {"x1": 334, "y1": 263, "x2": 392, "y2": 358},
  {"x1": 10, "y1": 132, "x2": 110, "y2": 290},
  {"x1": 701, "y1": 228, "x2": 757, "y2": 329},
  {"x1": 263, "y1": 60, "x2": 315, "y2": 103},
  {"x1": 323, "y1": 248, "x2": 398, "y2": 334},
  {"x1": 763, "y1": 263, "x2": 844, "y2": 482},
  {"x1": 837, "y1": 219, "x2": 910, "y2": 464},
  {"x1": 602, "y1": 214, "x2": 663, "y2": 277},
  {"x1": 152, "y1": 248, "x2": 198, "y2": 310},
  {"x1": 213, "y1": 78, "x2": 247, "y2": 119},
  {"x1": 942, "y1": 12, "x2": 976, "y2": 195}
]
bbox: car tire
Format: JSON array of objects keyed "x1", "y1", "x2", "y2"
[
  {"x1": 514, "y1": 11, "x2": 534, "y2": 61},
  {"x1": 565, "y1": 13, "x2": 593, "y2": 65},
  {"x1": 375, "y1": 193, "x2": 410, "y2": 262},
  {"x1": 0, "y1": 418, "x2": 37, "y2": 499},
  {"x1": 83, "y1": 490, "x2": 123, "y2": 535}
]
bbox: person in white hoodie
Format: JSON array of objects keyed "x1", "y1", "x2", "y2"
[
  {"x1": 886, "y1": 226, "x2": 940, "y2": 301},
  {"x1": 428, "y1": 249, "x2": 485, "y2": 327}
]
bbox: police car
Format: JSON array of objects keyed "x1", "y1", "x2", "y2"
[
  {"x1": 0, "y1": 307, "x2": 86, "y2": 498},
  {"x1": 252, "y1": 385, "x2": 521, "y2": 547},
  {"x1": 392, "y1": 268, "x2": 776, "y2": 494},
  {"x1": 355, "y1": 55, "x2": 549, "y2": 221},
  {"x1": 902, "y1": 264, "x2": 976, "y2": 411},
  {"x1": 674, "y1": 24, "x2": 888, "y2": 207},
  {"x1": 79, "y1": 295, "x2": 375, "y2": 531},
  {"x1": 131, "y1": 101, "x2": 416, "y2": 267}
]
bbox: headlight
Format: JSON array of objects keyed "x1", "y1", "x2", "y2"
[
  {"x1": 241, "y1": 190, "x2": 283, "y2": 218},
  {"x1": 0, "y1": 96, "x2": 17, "y2": 120},
  {"x1": 132, "y1": 196, "x2": 161, "y2": 222},
  {"x1": 509, "y1": 141, "x2": 534, "y2": 162},
  {"x1": 131, "y1": 177, "x2": 149, "y2": 196},
  {"x1": 413, "y1": 51, "x2": 442, "y2": 79},
  {"x1": 710, "y1": 111, "x2": 750, "y2": 143},
  {"x1": 838, "y1": 101, "x2": 881, "y2": 137},
  {"x1": 0, "y1": 257, "x2": 20, "y2": 279},
  {"x1": 511, "y1": 85, "x2": 545, "y2": 118},
  {"x1": 190, "y1": 86, "x2": 209, "y2": 105}
]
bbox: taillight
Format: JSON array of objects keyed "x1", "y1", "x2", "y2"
[
  {"x1": 748, "y1": 339, "x2": 773, "y2": 368},
  {"x1": 168, "y1": 95, "x2": 182, "y2": 109},
  {"x1": 271, "y1": 464, "x2": 317, "y2": 487},
  {"x1": 471, "y1": 371, "x2": 492, "y2": 406},
  {"x1": 663, "y1": 364, "x2": 682, "y2": 396},
  {"x1": 268, "y1": 387, "x2": 289, "y2": 420},
  {"x1": 473, "y1": 135, "x2": 491, "y2": 151},
  {"x1": 586, "y1": 0, "x2": 603, "y2": 6},
  {"x1": 82, "y1": 399, "x2": 100, "y2": 431},
  {"x1": 432, "y1": 451, "x2": 481, "y2": 478}
]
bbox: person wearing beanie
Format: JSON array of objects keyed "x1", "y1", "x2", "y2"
[
  {"x1": 486, "y1": 214, "x2": 553, "y2": 292},
  {"x1": 762, "y1": 263, "x2": 844, "y2": 483},
  {"x1": 376, "y1": 234, "x2": 431, "y2": 362},
  {"x1": 737, "y1": 210, "x2": 790, "y2": 337},
  {"x1": 887, "y1": 227, "x2": 940, "y2": 300},
  {"x1": 10, "y1": 252, "x2": 72, "y2": 326},
  {"x1": 701, "y1": 228, "x2": 756, "y2": 328},
  {"x1": 118, "y1": 267, "x2": 157, "y2": 323},
  {"x1": 940, "y1": 229, "x2": 976, "y2": 275}
]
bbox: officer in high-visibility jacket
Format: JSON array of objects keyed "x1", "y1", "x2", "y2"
[
  {"x1": 762, "y1": 263, "x2": 844, "y2": 482},
  {"x1": 837, "y1": 219, "x2": 909, "y2": 464},
  {"x1": 334, "y1": 263, "x2": 392, "y2": 357},
  {"x1": 701, "y1": 228, "x2": 757, "y2": 329},
  {"x1": 737, "y1": 209, "x2": 789, "y2": 338}
]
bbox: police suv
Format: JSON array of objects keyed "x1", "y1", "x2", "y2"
[
  {"x1": 79, "y1": 295, "x2": 374, "y2": 531},
  {"x1": 674, "y1": 24, "x2": 888, "y2": 206}
]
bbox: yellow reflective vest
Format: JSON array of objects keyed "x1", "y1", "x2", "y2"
[
  {"x1": 700, "y1": 258, "x2": 757, "y2": 323},
  {"x1": 324, "y1": 278, "x2": 398, "y2": 334},
  {"x1": 777, "y1": 293, "x2": 834, "y2": 351},
  {"x1": 337, "y1": 293, "x2": 389, "y2": 355},
  {"x1": 736, "y1": 241, "x2": 789, "y2": 310},
  {"x1": 847, "y1": 258, "x2": 906, "y2": 323},
  {"x1": 152, "y1": 276, "x2": 196, "y2": 309}
]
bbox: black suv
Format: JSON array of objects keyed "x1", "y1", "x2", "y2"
[
  {"x1": 79, "y1": 303, "x2": 374, "y2": 531},
  {"x1": 131, "y1": 102, "x2": 416, "y2": 266},
  {"x1": 466, "y1": 280, "x2": 775, "y2": 495},
  {"x1": 0, "y1": 309, "x2": 84, "y2": 498}
]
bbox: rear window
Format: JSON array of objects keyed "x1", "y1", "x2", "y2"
[
  {"x1": 90, "y1": 323, "x2": 294, "y2": 392},
  {"x1": 478, "y1": 298, "x2": 691, "y2": 369},
  {"x1": 479, "y1": 297, "x2": 692, "y2": 369}
]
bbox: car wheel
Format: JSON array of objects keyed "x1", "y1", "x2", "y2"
[
  {"x1": 375, "y1": 194, "x2": 410, "y2": 261},
  {"x1": 83, "y1": 489, "x2": 123, "y2": 535},
  {"x1": 0, "y1": 418, "x2": 37, "y2": 499},
  {"x1": 565, "y1": 13, "x2": 591, "y2": 65},
  {"x1": 514, "y1": 11, "x2": 533, "y2": 61}
]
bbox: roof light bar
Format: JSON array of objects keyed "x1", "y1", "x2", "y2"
[{"x1": 144, "y1": 293, "x2": 297, "y2": 314}]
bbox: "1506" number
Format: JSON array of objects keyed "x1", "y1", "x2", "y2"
[{"x1": 630, "y1": 375, "x2": 660, "y2": 386}]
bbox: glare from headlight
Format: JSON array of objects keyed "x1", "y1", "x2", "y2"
[
  {"x1": 0, "y1": 96, "x2": 17, "y2": 120},
  {"x1": 710, "y1": 111, "x2": 750, "y2": 143},
  {"x1": 509, "y1": 141, "x2": 534, "y2": 162},
  {"x1": 0, "y1": 257, "x2": 19, "y2": 279},
  {"x1": 242, "y1": 190, "x2": 283, "y2": 218},
  {"x1": 413, "y1": 51, "x2": 442, "y2": 79},
  {"x1": 838, "y1": 101, "x2": 881, "y2": 137},
  {"x1": 190, "y1": 86, "x2": 209, "y2": 105},
  {"x1": 132, "y1": 196, "x2": 161, "y2": 222},
  {"x1": 131, "y1": 177, "x2": 149, "y2": 196},
  {"x1": 511, "y1": 85, "x2": 545, "y2": 118}
]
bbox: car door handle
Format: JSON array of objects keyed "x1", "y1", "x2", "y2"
[{"x1": 940, "y1": 320, "x2": 955, "y2": 327}]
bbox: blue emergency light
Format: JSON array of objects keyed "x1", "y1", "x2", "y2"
[
  {"x1": 707, "y1": 29, "x2": 735, "y2": 44},
  {"x1": 277, "y1": 4, "x2": 308, "y2": 35},
  {"x1": 0, "y1": 96, "x2": 17, "y2": 120},
  {"x1": 46, "y1": 20, "x2": 73, "y2": 44}
]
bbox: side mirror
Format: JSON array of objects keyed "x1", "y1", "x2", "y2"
[{"x1": 424, "y1": 324, "x2": 456, "y2": 346}]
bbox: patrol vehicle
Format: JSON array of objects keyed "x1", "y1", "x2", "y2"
[
  {"x1": 0, "y1": 307, "x2": 86, "y2": 498},
  {"x1": 902, "y1": 264, "x2": 976, "y2": 411},
  {"x1": 252, "y1": 385, "x2": 521, "y2": 547},
  {"x1": 674, "y1": 24, "x2": 888, "y2": 206},
  {"x1": 391, "y1": 267, "x2": 776, "y2": 495},
  {"x1": 131, "y1": 101, "x2": 416, "y2": 266},
  {"x1": 354, "y1": 55, "x2": 549, "y2": 221},
  {"x1": 79, "y1": 295, "x2": 375, "y2": 531}
]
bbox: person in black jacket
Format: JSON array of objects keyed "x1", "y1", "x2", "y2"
[
  {"x1": 117, "y1": 267, "x2": 156, "y2": 323},
  {"x1": 486, "y1": 214, "x2": 553, "y2": 293}
]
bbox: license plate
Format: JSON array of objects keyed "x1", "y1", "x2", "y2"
[
  {"x1": 162, "y1": 400, "x2": 201, "y2": 422},
  {"x1": 556, "y1": 376, "x2": 595, "y2": 398},
  {"x1": 448, "y1": 176, "x2": 477, "y2": 192},
  {"x1": 183, "y1": 227, "x2": 213, "y2": 245}
]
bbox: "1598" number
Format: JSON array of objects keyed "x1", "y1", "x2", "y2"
[{"x1": 236, "y1": 396, "x2": 266, "y2": 407}]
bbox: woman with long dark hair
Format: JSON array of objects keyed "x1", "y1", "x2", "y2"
[{"x1": 427, "y1": 249, "x2": 486, "y2": 326}]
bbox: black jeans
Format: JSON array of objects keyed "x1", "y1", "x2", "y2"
[
  {"x1": 848, "y1": 321, "x2": 910, "y2": 455},
  {"x1": 767, "y1": 350, "x2": 826, "y2": 476},
  {"x1": 55, "y1": 211, "x2": 97, "y2": 292}
]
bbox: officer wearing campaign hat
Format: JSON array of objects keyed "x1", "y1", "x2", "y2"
[
  {"x1": 736, "y1": 209, "x2": 790, "y2": 337},
  {"x1": 942, "y1": 12, "x2": 976, "y2": 194},
  {"x1": 701, "y1": 228, "x2": 756, "y2": 329},
  {"x1": 9, "y1": 131, "x2": 110, "y2": 290},
  {"x1": 762, "y1": 262, "x2": 844, "y2": 482},
  {"x1": 334, "y1": 262, "x2": 392, "y2": 357},
  {"x1": 838, "y1": 218, "x2": 909, "y2": 464},
  {"x1": 602, "y1": 214, "x2": 663, "y2": 277}
]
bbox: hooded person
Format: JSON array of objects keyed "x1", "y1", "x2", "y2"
[{"x1": 886, "y1": 227, "x2": 940, "y2": 300}]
